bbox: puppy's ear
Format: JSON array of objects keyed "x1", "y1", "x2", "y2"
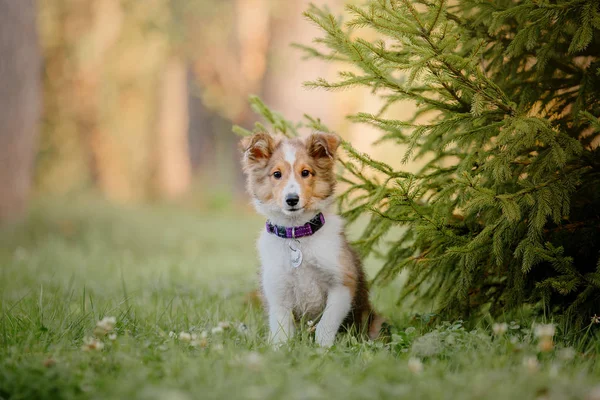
[
  {"x1": 240, "y1": 132, "x2": 276, "y2": 164},
  {"x1": 306, "y1": 132, "x2": 341, "y2": 160}
]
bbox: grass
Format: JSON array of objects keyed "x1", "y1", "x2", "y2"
[{"x1": 0, "y1": 199, "x2": 599, "y2": 400}]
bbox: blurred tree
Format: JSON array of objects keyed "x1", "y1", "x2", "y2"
[
  {"x1": 36, "y1": 0, "x2": 281, "y2": 202},
  {"x1": 187, "y1": 0, "x2": 273, "y2": 193},
  {"x1": 0, "y1": 0, "x2": 41, "y2": 223},
  {"x1": 154, "y1": 56, "x2": 191, "y2": 198},
  {"x1": 38, "y1": 0, "x2": 190, "y2": 202}
]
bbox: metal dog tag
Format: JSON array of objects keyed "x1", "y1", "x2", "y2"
[{"x1": 289, "y1": 241, "x2": 303, "y2": 268}]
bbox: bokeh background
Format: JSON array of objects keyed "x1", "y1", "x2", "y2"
[
  {"x1": 0, "y1": 0, "x2": 423, "y2": 332},
  {"x1": 1, "y1": 0, "x2": 417, "y2": 216}
]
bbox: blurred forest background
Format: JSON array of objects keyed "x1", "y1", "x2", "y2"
[{"x1": 0, "y1": 0, "x2": 412, "y2": 222}]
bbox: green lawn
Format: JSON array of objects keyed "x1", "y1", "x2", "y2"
[{"x1": 1, "y1": 199, "x2": 598, "y2": 400}]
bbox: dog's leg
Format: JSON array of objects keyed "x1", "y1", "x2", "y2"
[
  {"x1": 315, "y1": 285, "x2": 352, "y2": 347},
  {"x1": 263, "y1": 271, "x2": 295, "y2": 344},
  {"x1": 268, "y1": 304, "x2": 295, "y2": 344}
]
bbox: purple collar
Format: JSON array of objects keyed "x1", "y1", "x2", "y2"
[{"x1": 266, "y1": 213, "x2": 325, "y2": 239}]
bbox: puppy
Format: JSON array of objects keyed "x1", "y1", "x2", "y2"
[{"x1": 240, "y1": 131, "x2": 383, "y2": 347}]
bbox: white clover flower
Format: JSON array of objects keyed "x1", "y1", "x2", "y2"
[
  {"x1": 558, "y1": 347, "x2": 576, "y2": 361},
  {"x1": 244, "y1": 352, "x2": 263, "y2": 370},
  {"x1": 533, "y1": 324, "x2": 556, "y2": 339},
  {"x1": 82, "y1": 336, "x2": 104, "y2": 351},
  {"x1": 191, "y1": 337, "x2": 208, "y2": 348},
  {"x1": 492, "y1": 322, "x2": 508, "y2": 336},
  {"x1": 108, "y1": 333, "x2": 117, "y2": 341},
  {"x1": 236, "y1": 323, "x2": 248, "y2": 335},
  {"x1": 200, "y1": 330, "x2": 208, "y2": 339},
  {"x1": 97, "y1": 316, "x2": 116, "y2": 331},
  {"x1": 211, "y1": 326, "x2": 224, "y2": 335},
  {"x1": 179, "y1": 331, "x2": 192, "y2": 342},
  {"x1": 168, "y1": 331, "x2": 177, "y2": 338},
  {"x1": 407, "y1": 357, "x2": 423, "y2": 374},
  {"x1": 217, "y1": 321, "x2": 231, "y2": 329},
  {"x1": 213, "y1": 343, "x2": 224, "y2": 352},
  {"x1": 523, "y1": 356, "x2": 540, "y2": 373},
  {"x1": 94, "y1": 316, "x2": 117, "y2": 336},
  {"x1": 307, "y1": 320, "x2": 314, "y2": 327}
]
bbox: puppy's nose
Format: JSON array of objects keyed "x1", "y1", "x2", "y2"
[{"x1": 286, "y1": 194, "x2": 299, "y2": 207}]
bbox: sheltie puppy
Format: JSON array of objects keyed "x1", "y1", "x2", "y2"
[{"x1": 240, "y1": 131, "x2": 383, "y2": 347}]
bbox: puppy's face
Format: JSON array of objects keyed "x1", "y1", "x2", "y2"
[{"x1": 240, "y1": 132, "x2": 340, "y2": 219}]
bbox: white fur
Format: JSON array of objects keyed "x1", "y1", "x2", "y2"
[
  {"x1": 283, "y1": 143, "x2": 296, "y2": 166},
  {"x1": 282, "y1": 144, "x2": 301, "y2": 210},
  {"x1": 257, "y1": 210, "x2": 349, "y2": 347},
  {"x1": 315, "y1": 285, "x2": 352, "y2": 347}
]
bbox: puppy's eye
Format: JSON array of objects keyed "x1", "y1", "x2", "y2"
[
  {"x1": 273, "y1": 171, "x2": 282, "y2": 179},
  {"x1": 301, "y1": 170, "x2": 310, "y2": 178}
]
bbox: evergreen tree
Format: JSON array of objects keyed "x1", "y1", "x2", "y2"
[{"x1": 235, "y1": 0, "x2": 600, "y2": 327}]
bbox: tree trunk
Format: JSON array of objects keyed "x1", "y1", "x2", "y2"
[
  {"x1": 0, "y1": 0, "x2": 41, "y2": 223},
  {"x1": 154, "y1": 56, "x2": 192, "y2": 199}
]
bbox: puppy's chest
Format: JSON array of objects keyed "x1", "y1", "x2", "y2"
[
  {"x1": 288, "y1": 263, "x2": 331, "y2": 318},
  {"x1": 270, "y1": 239, "x2": 339, "y2": 317}
]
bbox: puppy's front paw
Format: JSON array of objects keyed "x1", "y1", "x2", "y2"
[{"x1": 315, "y1": 325, "x2": 336, "y2": 348}]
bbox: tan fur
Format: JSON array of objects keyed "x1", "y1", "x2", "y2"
[
  {"x1": 368, "y1": 314, "x2": 386, "y2": 340},
  {"x1": 338, "y1": 236, "x2": 382, "y2": 338},
  {"x1": 339, "y1": 246, "x2": 358, "y2": 298}
]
